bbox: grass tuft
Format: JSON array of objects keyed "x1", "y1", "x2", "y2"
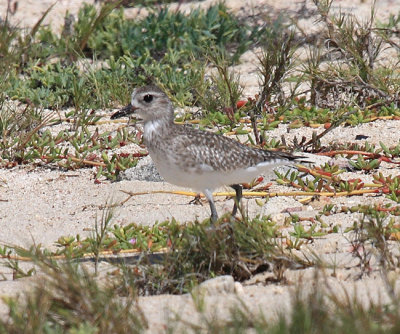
[{"x1": 0, "y1": 252, "x2": 147, "y2": 333}]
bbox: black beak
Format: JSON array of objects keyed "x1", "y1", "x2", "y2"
[{"x1": 111, "y1": 104, "x2": 136, "y2": 120}]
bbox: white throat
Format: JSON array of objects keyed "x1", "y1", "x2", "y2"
[{"x1": 144, "y1": 119, "x2": 163, "y2": 141}]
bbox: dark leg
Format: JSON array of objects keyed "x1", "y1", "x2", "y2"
[
  {"x1": 204, "y1": 189, "x2": 218, "y2": 223},
  {"x1": 230, "y1": 184, "x2": 242, "y2": 216}
]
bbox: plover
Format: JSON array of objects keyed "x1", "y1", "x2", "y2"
[{"x1": 111, "y1": 85, "x2": 304, "y2": 222}]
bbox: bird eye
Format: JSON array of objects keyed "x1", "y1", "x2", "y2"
[{"x1": 143, "y1": 94, "x2": 153, "y2": 103}]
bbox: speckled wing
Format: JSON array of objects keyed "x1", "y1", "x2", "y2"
[{"x1": 169, "y1": 125, "x2": 299, "y2": 173}]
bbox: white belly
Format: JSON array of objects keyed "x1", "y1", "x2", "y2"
[{"x1": 150, "y1": 152, "x2": 286, "y2": 192}]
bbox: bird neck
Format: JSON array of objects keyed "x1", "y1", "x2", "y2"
[{"x1": 143, "y1": 117, "x2": 176, "y2": 142}]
